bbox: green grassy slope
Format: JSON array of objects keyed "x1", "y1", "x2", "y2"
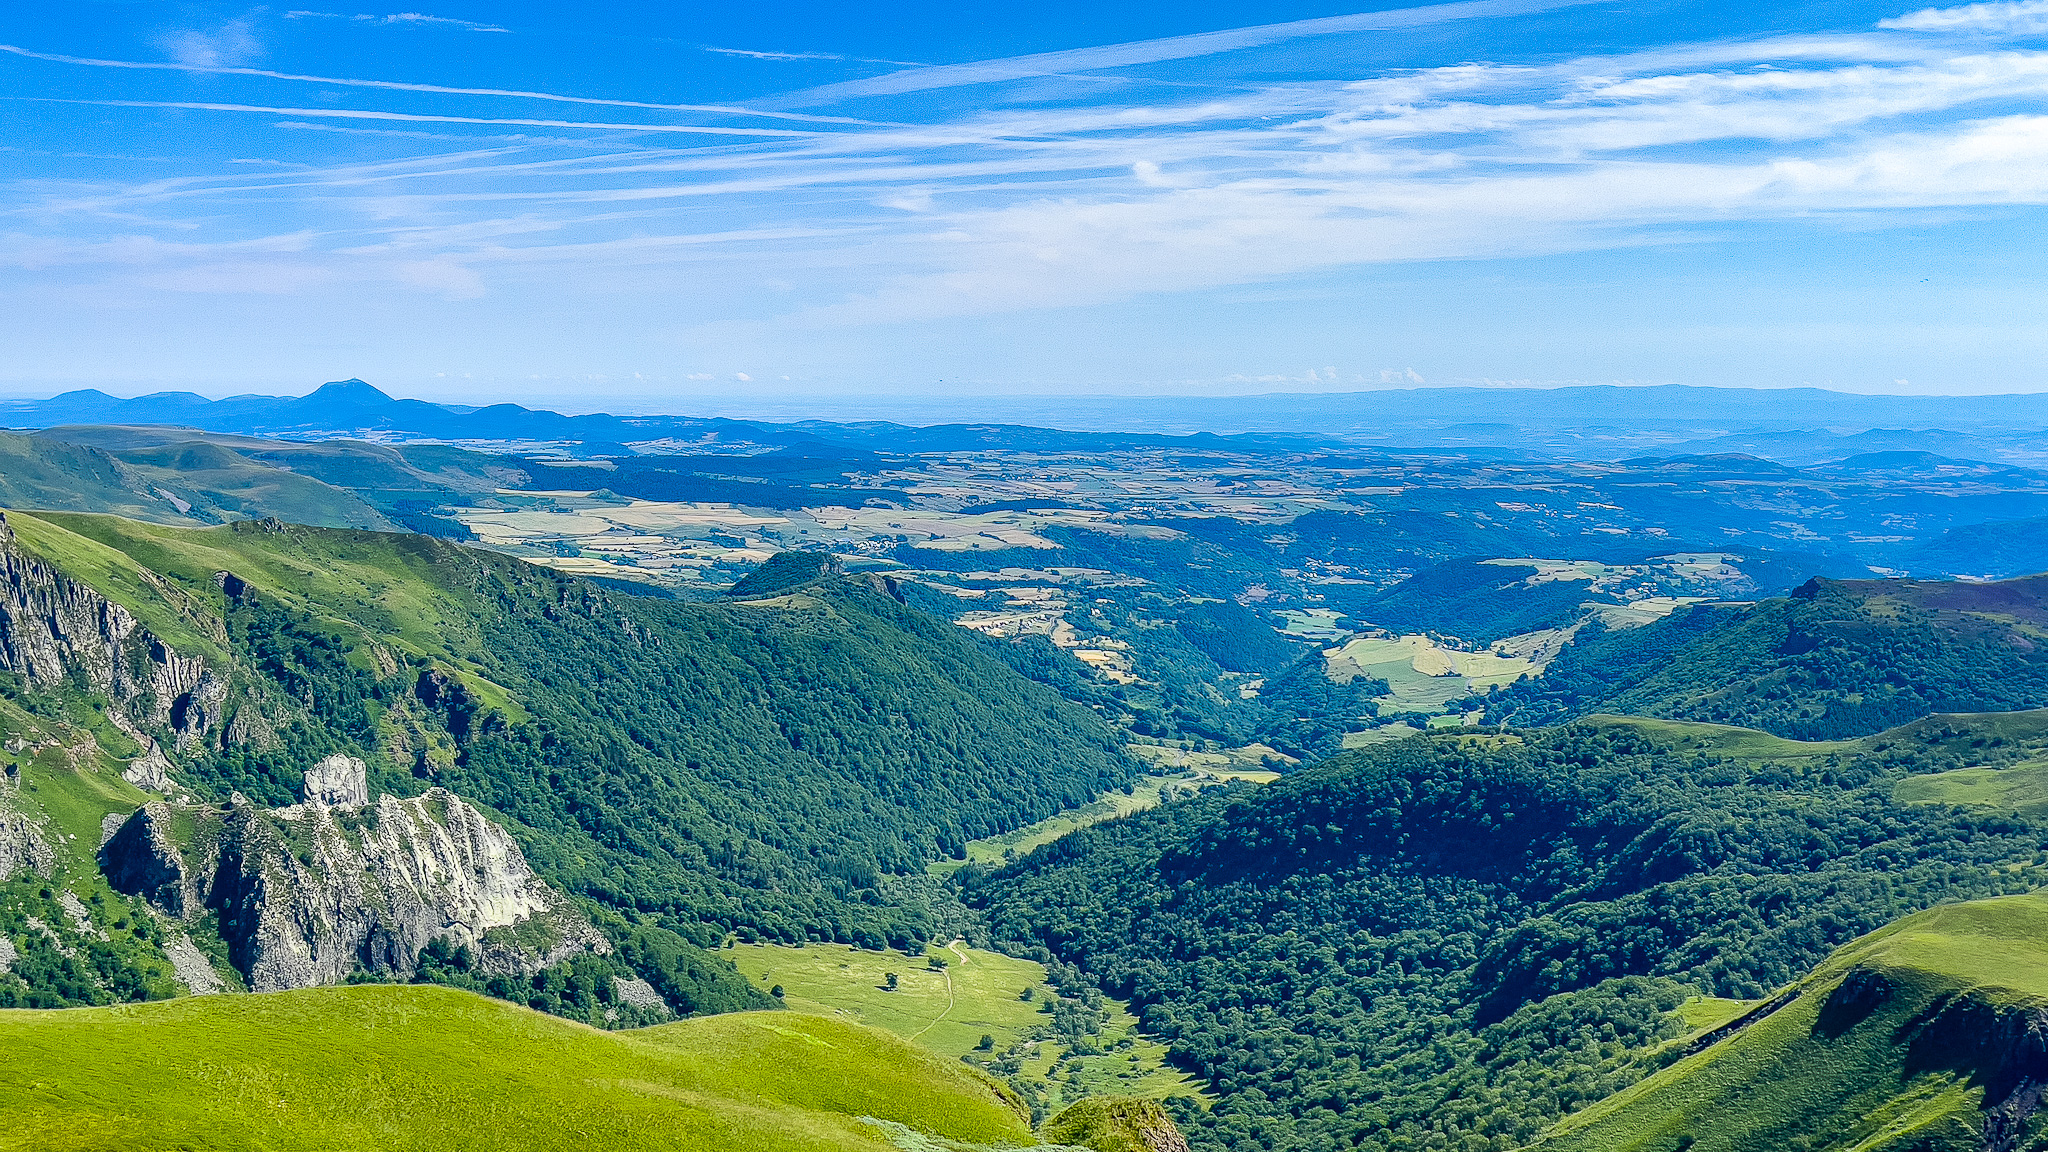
[
  {"x1": 0, "y1": 984, "x2": 1033, "y2": 1152},
  {"x1": 728, "y1": 941, "x2": 1202, "y2": 1116},
  {"x1": 1533, "y1": 893, "x2": 2048, "y2": 1152}
]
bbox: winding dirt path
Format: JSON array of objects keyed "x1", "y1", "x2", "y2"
[{"x1": 909, "y1": 939, "x2": 970, "y2": 1041}]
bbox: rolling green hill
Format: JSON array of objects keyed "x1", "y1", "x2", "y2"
[
  {"x1": 963, "y1": 713, "x2": 2048, "y2": 1152},
  {"x1": 1532, "y1": 892, "x2": 2048, "y2": 1152},
  {"x1": 0, "y1": 984, "x2": 1033, "y2": 1152},
  {"x1": 0, "y1": 429, "x2": 395, "y2": 530},
  {"x1": 1478, "y1": 574, "x2": 2048, "y2": 738}
]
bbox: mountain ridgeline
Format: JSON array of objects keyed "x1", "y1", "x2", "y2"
[{"x1": 1475, "y1": 574, "x2": 2048, "y2": 738}]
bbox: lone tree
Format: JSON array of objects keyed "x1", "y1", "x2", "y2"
[{"x1": 885, "y1": 972, "x2": 899, "y2": 991}]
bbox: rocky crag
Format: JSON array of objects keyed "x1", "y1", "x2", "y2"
[
  {"x1": 0, "y1": 512, "x2": 227, "y2": 752},
  {"x1": 0, "y1": 773, "x2": 52, "y2": 881},
  {"x1": 103, "y1": 754, "x2": 605, "y2": 992}
]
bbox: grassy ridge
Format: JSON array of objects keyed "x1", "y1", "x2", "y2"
[
  {"x1": 0, "y1": 985, "x2": 1033, "y2": 1152},
  {"x1": 0, "y1": 431, "x2": 393, "y2": 531},
  {"x1": 1478, "y1": 576, "x2": 2048, "y2": 738},
  {"x1": 1534, "y1": 893, "x2": 2048, "y2": 1152}
]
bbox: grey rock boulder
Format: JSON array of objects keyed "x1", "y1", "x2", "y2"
[{"x1": 301, "y1": 754, "x2": 369, "y2": 808}]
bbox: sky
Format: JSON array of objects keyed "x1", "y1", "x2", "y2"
[{"x1": 5, "y1": 0, "x2": 2048, "y2": 408}]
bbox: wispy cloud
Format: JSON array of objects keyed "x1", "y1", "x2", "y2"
[
  {"x1": 157, "y1": 19, "x2": 262, "y2": 68},
  {"x1": 0, "y1": 43, "x2": 870, "y2": 124},
  {"x1": 705, "y1": 45, "x2": 928, "y2": 67},
  {"x1": 706, "y1": 47, "x2": 845, "y2": 62},
  {"x1": 285, "y1": 11, "x2": 511, "y2": 33},
  {"x1": 15, "y1": 1, "x2": 2048, "y2": 329},
  {"x1": 757, "y1": 0, "x2": 1613, "y2": 107},
  {"x1": 1882, "y1": 0, "x2": 2048, "y2": 33},
  {"x1": 10, "y1": 98, "x2": 824, "y2": 137}
]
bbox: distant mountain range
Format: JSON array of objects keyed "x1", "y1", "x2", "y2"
[
  {"x1": 9, "y1": 379, "x2": 2048, "y2": 462},
  {"x1": 0, "y1": 380, "x2": 1339, "y2": 458}
]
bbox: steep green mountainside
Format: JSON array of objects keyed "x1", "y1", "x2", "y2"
[
  {"x1": 5, "y1": 510, "x2": 1136, "y2": 954},
  {"x1": 0, "y1": 430, "x2": 392, "y2": 530},
  {"x1": 0, "y1": 984, "x2": 1032, "y2": 1152},
  {"x1": 1477, "y1": 574, "x2": 2048, "y2": 738},
  {"x1": 1534, "y1": 893, "x2": 2048, "y2": 1152},
  {"x1": 963, "y1": 715, "x2": 2048, "y2": 1152}
]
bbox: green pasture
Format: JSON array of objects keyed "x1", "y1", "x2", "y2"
[
  {"x1": 1323, "y1": 635, "x2": 1537, "y2": 714},
  {"x1": 726, "y1": 941, "x2": 1202, "y2": 1104},
  {"x1": 0, "y1": 984, "x2": 1032, "y2": 1152}
]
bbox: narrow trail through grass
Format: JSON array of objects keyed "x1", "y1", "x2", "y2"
[{"x1": 910, "y1": 939, "x2": 969, "y2": 1041}]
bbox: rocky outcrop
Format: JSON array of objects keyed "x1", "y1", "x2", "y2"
[
  {"x1": 0, "y1": 513, "x2": 227, "y2": 747},
  {"x1": 0, "y1": 805, "x2": 53, "y2": 881},
  {"x1": 302, "y1": 754, "x2": 370, "y2": 808},
  {"x1": 103, "y1": 785, "x2": 605, "y2": 992},
  {"x1": 0, "y1": 759, "x2": 53, "y2": 881}
]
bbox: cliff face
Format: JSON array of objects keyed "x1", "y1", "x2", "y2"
[
  {"x1": 103, "y1": 757, "x2": 604, "y2": 992},
  {"x1": 0, "y1": 803, "x2": 53, "y2": 882},
  {"x1": 0, "y1": 513, "x2": 226, "y2": 749}
]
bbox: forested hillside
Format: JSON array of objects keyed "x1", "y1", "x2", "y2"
[
  {"x1": 964, "y1": 716, "x2": 2048, "y2": 1152},
  {"x1": 10, "y1": 512, "x2": 1137, "y2": 954},
  {"x1": 1475, "y1": 575, "x2": 2048, "y2": 738}
]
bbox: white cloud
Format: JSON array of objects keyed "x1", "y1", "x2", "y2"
[
  {"x1": 759, "y1": 0, "x2": 1610, "y2": 108},
  {"x1": 705, "y1": 47, "x2": 844, "y2": 62},
  {"x1": 285, "y1": 11, "x2": 510, "y2": 33},
  {"x1": 157, "y1": 20, "x2": 261, "y2": 68},
  {"x1": 24, "y1": 3, "x2": 2048, "y2": 325},
  {"x1": 1881, "y1": 1, "x2": 2048, "y2": 33}
]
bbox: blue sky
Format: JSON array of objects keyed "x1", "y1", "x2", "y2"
[{"x1": 5, "y1": 1, "x2": 2048, "y2": 408}]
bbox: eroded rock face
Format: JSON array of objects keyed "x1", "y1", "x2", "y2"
[
  {"x1": 0, "y1": 804, "x2": 53, "y2": 882},
  {"x1": 301, "y1": 754, "x2": 369, "y2": 808},
  {"x1": 103, "y1": 788, "x2": 605, "y2": 992},
  {"x1": 0, "y1": 513, "x2": 227, "y2": 747}
]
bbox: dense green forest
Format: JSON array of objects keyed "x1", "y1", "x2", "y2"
[
  {"x1": 1356, "y1": 558, "x2": 1610, "y2": 643},
  {"x1": 1473, "y1": 576, "x2": 2048, "y2": 738},
  {"x1": 963, "y1": 717, "x2": 2048, "y2": 1152},
  {"x1": 1174, "y1": 599, "x2": 1306, "y2": 673},
  {"x1": 29, "y1": 514, "x2": 1138, "y2": 956}
]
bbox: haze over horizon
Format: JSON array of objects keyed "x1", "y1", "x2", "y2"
[{"x1": 9, "y1": 0, "x2": 2048, "y2": 406}]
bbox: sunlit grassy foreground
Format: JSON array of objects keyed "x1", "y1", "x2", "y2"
[{"x1": 0, "y1": 984, "x2": 1034, "y2": 1152}]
